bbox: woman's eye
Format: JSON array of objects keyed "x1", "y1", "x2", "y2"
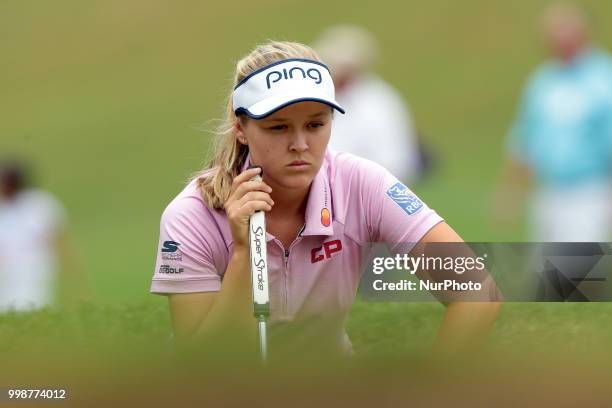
[
  {"x1": 268, "y1": 125, "x2": 287, "y2": 131},
  {"x1": 308, "y1": 122, "x2": 325, "y2": 129}
]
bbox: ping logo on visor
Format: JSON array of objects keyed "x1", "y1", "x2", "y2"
[
  {"x1": 265, "y1": 66, "x2": 322, "y2": 89},
  {"x1": 232, "y1": 58, "x2": 345, "y2": 119}
]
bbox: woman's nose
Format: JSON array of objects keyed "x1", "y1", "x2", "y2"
[{"x1": 289, "y1": 130, "x2": 309, "y2": 152}]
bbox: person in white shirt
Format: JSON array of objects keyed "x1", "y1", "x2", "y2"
[
  {"x1": 0, "y1": 160, "x2": 84, "y2": 312},
  {"x1": 314, "y1": 25, "x2": 424, "y2": 183}
]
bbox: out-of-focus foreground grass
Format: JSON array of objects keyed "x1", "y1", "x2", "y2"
[{"x1": 3, "y1": 301, "x2": 612, "y2": 406}]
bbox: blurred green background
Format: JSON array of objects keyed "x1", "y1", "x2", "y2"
[{"x1": 2, "y1": 0, "x2": 612, "y2": 319}]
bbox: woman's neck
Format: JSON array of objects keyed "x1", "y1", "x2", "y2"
[{"x1": 268, "y1": 183, "x2": 310, "y2": 220}]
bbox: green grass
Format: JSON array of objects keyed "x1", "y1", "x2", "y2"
[
  {"x1": 3, "y1": 300, "x2": 612, "y2": 364},
  {"x1": 3, "y1": 0, "x2": 612, "y2": 392}
]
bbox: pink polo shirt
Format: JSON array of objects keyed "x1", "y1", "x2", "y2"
[{"x1": 151, "y1": 149, "x2": 443, "y2": 353}]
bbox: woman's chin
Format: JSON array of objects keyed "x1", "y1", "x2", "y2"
[{"x1": 278, "y1": 173, "x2": 315, "y2": 190}]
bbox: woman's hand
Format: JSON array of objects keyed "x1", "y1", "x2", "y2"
[{"x1": 224, "y1": 167, "x2": 274, "y2": 249}]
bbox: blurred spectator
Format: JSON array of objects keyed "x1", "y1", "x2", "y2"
[
  {"x1": 314, "y1": 25, "x2": 430, "y2": 183},
  {"x1": 496, "y1": 3, "x2": 612, "y2": 242},
  {"x1": 0, "y1": 159, "x2": 86, "y2": 312}
]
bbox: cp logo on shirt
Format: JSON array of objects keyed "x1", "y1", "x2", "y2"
[{"x1": 311, "y1": 239, "x2": 343, "y2": 263}]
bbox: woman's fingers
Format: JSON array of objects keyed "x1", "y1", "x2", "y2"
[
  {"x1": 225, "y1": 168, "x2": 274, "y2": 248},
  {"x1": 231, "y1": 167, "x2": 262, "y2": 188},
  {"x1": 240, "y1": 200, "x2": 273, "y2": 215},
  {"x1": 230, "y1": 168, "x2": 270, "y2": 196},
  {"x1": 232, "y1": 180, "x2": 272, "y2": 201},
  {"x1": 236, "y1": 191, "x2": 274, "y2": 208},
  {"x1": 227, "y1": 168, "x2": 272, "y2": 208}
]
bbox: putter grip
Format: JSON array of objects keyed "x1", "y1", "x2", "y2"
[{"x1": 247, "y1": 165, "x2": 270, "y2": 317}]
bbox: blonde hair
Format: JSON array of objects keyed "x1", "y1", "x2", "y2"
[{"x1": 193, "y1": 41, "x2": 322, "y2": 209}]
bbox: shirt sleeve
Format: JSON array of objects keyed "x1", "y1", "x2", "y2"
[
  {"x1": 150, "y1": 197, "x2": 222, "y2": 295},
  {"x1": 361, "y1": 158, "x2": 444, "y2": 253}
]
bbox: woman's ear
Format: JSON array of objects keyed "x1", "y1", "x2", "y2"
[{"x1": 235, "y1": 118, "x2": 248, "y2": 145}]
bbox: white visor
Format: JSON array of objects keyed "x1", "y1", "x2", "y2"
[{"x1": 232, "y1": 58, "x2": 345, "y2": 119}]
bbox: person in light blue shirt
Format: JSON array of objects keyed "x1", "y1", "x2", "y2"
[{"x1": 498, "y1": 3, "x2": 612, "y2": 241}]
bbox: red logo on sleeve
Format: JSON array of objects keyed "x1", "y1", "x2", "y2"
[{"x1": 311, "y1": 239, "x2": 342, "y2": 263}]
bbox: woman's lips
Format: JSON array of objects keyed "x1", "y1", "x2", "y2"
[{"x1": 288, "y1": 160, "x2": 310, "y2": 167}]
